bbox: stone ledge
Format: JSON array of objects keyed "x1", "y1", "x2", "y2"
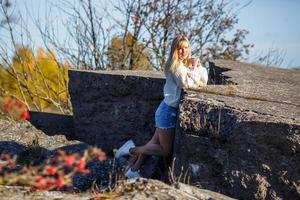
[
  {"x1": 0, "y1": 178, "x2": 235, "y2": 200},
  {"x1": 173, "y1": 60, "x2": 300, "y2": 200},
  {"x1": 70, "y1": 69, "x2": 164, "y2": 79},
  {"x1": 67, "y1": 60, "x2": 300, "y2": 200},
  {"x1": 68, "y1": 69, "x2": 165, "y2": 152},
  {"x1": 208, "y1": 60, "x2": 300, "y2": 121}
]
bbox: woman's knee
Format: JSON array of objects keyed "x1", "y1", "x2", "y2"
[{"x1": 148, "y1": 129, "x2": 160, "y2": 144}]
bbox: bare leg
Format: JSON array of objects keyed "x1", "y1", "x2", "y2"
[
  {"x1": 131, "y1": 154, "x2": 147, "y2": 171},
  {"x1": 131, "y1": 128, "x2": 160, "y2": 171},
  {"x1": 130, "y1": 128, "x2": 175, "y2": 171}
]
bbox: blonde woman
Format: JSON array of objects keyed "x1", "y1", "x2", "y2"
[{"x1": 116, "y1": 35, "x2": 208, "y2": 178}]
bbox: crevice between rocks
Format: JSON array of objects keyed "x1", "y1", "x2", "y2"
[{"x1": 208, "y1": 61, "x2": 237, "y2": 85}]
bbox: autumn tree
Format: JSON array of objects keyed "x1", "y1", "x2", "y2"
[
  {"x1": 0, "y1": 1, "x2": 71, "y2": 113},
  {"x1": 108, "y1": 0, "x2": 253, "y2": 69},
  {"x1": 36, "y1": 0, "x2": 286, "y2": 70},
  {"x1": 107, "y1": 34, "x2": 152, "y2": 70},
  {"x1": 0, "y1": 47, "x2": 71, "y2": 113},
  {"x1": 32, "y1": 0, "x2": 112, "y2": 70},
  {"x1": 31, "y1": 0, "x2": 254, "y2": 70}
]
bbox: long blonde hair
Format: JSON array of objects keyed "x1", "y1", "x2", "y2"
[{"x1": 164, "y1": 35, "x2": 191, "y2": 74}]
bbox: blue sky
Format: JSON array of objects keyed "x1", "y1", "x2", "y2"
[
  {"x1": 3, "y1": 0, "x2": 300, "y2": 68},
  {"x1": 234, "y1": 0, "x2": 300, "y2": 68}
]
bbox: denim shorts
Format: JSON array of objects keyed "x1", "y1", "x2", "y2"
[{"x1": 155, "y1": 101, "x2": 178, "y2": 129}]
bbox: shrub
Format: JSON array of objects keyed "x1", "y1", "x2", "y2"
[
  {"x1": 0, "y1": 96, "x2": 30, "y2": 121},
  {"x1": 0, "y1": 147, "x2": 106, "y2": 191}
]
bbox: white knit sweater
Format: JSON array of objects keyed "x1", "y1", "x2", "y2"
[{"x1": 163, "y1": 63, "x2": 208, "y2": 108}]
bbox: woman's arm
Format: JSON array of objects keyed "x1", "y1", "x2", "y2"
[
  {"x1": 174, "y1": 64, "x2": 189, "y2": 89},
  {"x1": 174, "y1": 64, "x2": 208, "y2": 89},
  {"x1": 187, "y1": 65, "x2": 208, "y2": 87},
  {"x1": 200, "y1": 66, "x2": 208, "y2": 86}
]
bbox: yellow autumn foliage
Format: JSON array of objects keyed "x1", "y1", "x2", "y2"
[
  {"x1": 0, "y1": 47, "x2": 71, "y2": 113},
  {"x1": 107, "y1": 34, "x2": 152, "y2": 70}
]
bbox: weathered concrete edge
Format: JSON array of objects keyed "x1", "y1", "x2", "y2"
[
  {"x1": 69, "y1": 69, "x2": 165, "y2": 79},
  {"x1": 207, "y1": 61, "x2": 300, "y2": 125}
]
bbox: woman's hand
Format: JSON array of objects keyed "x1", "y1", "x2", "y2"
[{"x1": 189, "y1": 57, "x2": 200, "y2": 69}]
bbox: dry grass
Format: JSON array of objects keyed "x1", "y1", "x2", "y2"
[{"x1": 168, "y1": 157, "x2": 191, "y2": 185}]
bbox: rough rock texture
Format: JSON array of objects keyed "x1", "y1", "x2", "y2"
[
  {"x1": 208, "y1": 60, "x2": 300, "y2": 120},
  {"x1": 0, "y1": 118, "x2": 126, "y2": 190},
  {"x1": 0, "y1": 119, "x2": 234, "y2": 200},
  {"x1": 67, "y1": 60, "x2": 300, "y2": 199},
  {"x1": 0, "y1": 185, "x2": 91, "y2": 200},
  {"x1": 0, "y1": 119, "x2": 80, "y2": 156},
  {"x1": 0, "y1": 178, "x2": 235, "y2": 200},
  {"x1": 69, "y1": 70, "x2": 165, "y2": 152},
  {"x1": 174, "y1": 60, "x2": 300, "y2": 200},
  {"x1": 113, "y1": 178, "x2": 235, "y2": 200},
  {"x1": 29, "y1": 111, "x2": 74, "y2": 138}
]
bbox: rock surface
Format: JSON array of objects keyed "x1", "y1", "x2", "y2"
[
  {"x1": 0, "y1": 178, "x2": 235, "y2": 200},
  {"x1": 0, "y1": 185, "x2": 91, "y2": 200},
  {"x1": 208, "y1": 60, "x2": 300, "y2": 121},
  {"x1": 0, "y1": 118, "x2": 234, "y2": 200},
  {"x1": 174, "y1": 60, "x2": 300, "y2": 200},
  {"x1": 114, "y1": 178, "x2": 235, "y2": 200},
  {"x1": 0, "y1": 118, "x2": 125, "y2": 191},
  {"x1": 0, "y1": 119, "x2": 80, "y2": 155},
  {"x1": 68, "y1": 70, "x2": 165, "y2": 152},
  {"x1": 67, "y1": 61, "x2": 300, "y2": 199}
]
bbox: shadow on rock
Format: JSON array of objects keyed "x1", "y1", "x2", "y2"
[{"x1": 29, "y1": 111, "x2": 75, "y2": 140}]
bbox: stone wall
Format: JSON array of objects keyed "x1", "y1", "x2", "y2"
[
  {"x1": 68, "y1": 61, "x2": 300, "y2": 200},
  {"x1": 29, "y1": 111, "x2": 74, "y2": 138},
  {"x1": 69, "y1": 70, "x2": 165, "y2": 151},
  {"x1": 174, "y1": 92, "x2": 300, "y2": 200},
  {"x1": 172, "y1": 60, "x2": 300, "y2": 200}
]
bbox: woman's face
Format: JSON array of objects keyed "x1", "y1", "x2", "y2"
[{"x1": 177, "y1": 41, "x2": 189, "y2": 61}]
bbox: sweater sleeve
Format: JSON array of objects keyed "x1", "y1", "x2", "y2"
[
  {"x1": 187, "y1": 66, "x2": 208, "y2": 87},
  {"x1": 199, "y1": 66, "x2": 208, "y2": 86},
  {"x1": 174, "y1": 64, "x2": 208, "y2": 89},
  {"x1": 173, "y1": 64, "x2": 189, "y2": 89}
]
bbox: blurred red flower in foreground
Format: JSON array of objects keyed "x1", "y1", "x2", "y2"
[
  {"x1": 35, "y1": 176, "x2": 47, "y2": 190},
  {"x1": 20, "y1": 110, "x2": 30, "y2": 120},
  {"x1": 56, "y1": 176, "x2": 65, "y2": 189},
  {"x1": 0, "y1": 96, "x2": 30, "y2": 121},
  {"x1": 46, "y1": 165, "x2": 58, "y2": 176},
  {"x1": 76, "y1": 160, "x2": 90, "y2": 174},
  {"x1": 4, "y1": 99, "x2": 14, "y2": 112},
  {"x1": 0, "y1": 147, "x2": 106, "y2": 191},
  {"x1": 64, "y1": 155, "x2": 75, "y2": 168}
]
